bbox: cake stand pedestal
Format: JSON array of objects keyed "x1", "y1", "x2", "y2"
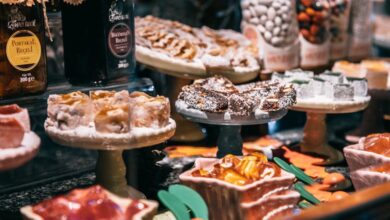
[
  {"x1": 145, "y1": 65, "x2": 258, "y2": 142},
  {"x1": 45, "y1": 119, "x2": 176, "y2": 198},
  {"x1": 176, "y1": 100, "x2": 287, "y2": 158},
  {"x1": 291, "y1": 98, "x2": 370, "y2": 165}
]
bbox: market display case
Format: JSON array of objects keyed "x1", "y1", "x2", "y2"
[{"x1": 0, "y1": 0, "x2": 390, "y2": 220}]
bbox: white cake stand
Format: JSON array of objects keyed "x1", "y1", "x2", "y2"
[
  {"x1": 290, "y1": 97, "x2": 371, "y2": 165},
  {"x1": 45, "y1": 119, "x2": 176, "y2": 198},
  {"x1": 0, "y1": 132, "x2": 40, "y2": 172},
  {"x1": 176, "y1": 100, "x2": 287, "y2": 158}
]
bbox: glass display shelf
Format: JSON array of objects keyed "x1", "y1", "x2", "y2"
[{"x1": 0, "y1": 78, "x2": 155, "y2": 215}]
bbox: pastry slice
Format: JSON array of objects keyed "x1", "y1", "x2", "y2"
[
  {"x1": 350, "y1": 163, "x2": 390, "y2": 191},
  {"x1": 21, "y1": 185, "x2": 158, "y2": 220},
  {"x1": 0, "y1": 118, "x2": 24, "y2": 149},
  {"x1": 344, "y1": 133, "x2": 390, "y2": 171},
  {"x1": 0, "y1": 104, "x2": 30, "y2": 132},
  {"x1": 47, "y1": 91, "x2": 93, "y2": 130},
  {"x1": 129, "y1": 92, "x2": 170, "y2": 128},
  {"x1": 90, "y1": 90, "x2": 130, "y2": 113},
  {"x1": 94, "y1": 104, "x2": 130, "y2": 134}
]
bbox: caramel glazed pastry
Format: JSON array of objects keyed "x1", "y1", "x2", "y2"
[
  {"x1": 45, "y1": 90, "x2": 174, "y2": 148},
  {"x1": 135, "y1": 16, "x2": 260, "y2": 78},
  {"x1": 177, "y1": 76, "x2": 296, "y2": 118}
]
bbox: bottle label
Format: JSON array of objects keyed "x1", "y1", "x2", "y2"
[
  {"x1": 108, "y1": 23, "x2": 132, "y2": 59},
  {"x1": 6, "y1": 30, "x2": 42, "y2": 72}
]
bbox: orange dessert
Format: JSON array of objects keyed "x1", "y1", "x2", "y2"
[
  {"x1": 180, "y1": 155, "x2": 297, "y2": 220},
  {"x1": 363, "y1": 133, "x2": 390, "y2": 157},
  {"x1": 191, "y1": 153, "x2": 281, "y2": 186}
]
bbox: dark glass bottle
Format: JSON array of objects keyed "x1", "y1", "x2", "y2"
[
  {"x1": 0, "y1": 2, "x2": 47, "y2": 98},
  {"x1": 61, "y1": 0, "x2": 135, "y2": 86}
]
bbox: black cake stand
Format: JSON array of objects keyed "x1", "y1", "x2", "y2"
[{"x1": 175, "y1": 100, "x2": 288, "y2": 158}]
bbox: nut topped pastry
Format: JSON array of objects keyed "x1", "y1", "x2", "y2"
[
  {"x1": 129, "y1": 92, "x2": 170, "y2": 129},
  {"x1": 47, "y1": 91, "x2": 93, "y2": 130},
  {"x1": 135, "y1": 16, "x2": 260, "y2": 78},
  {"x1": 178, "y1": 76, "x2": 296, "y2": 116}
]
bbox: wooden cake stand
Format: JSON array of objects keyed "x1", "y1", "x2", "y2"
[
  {"x1": 0, "y1": 132, "x2": 40, "y2": 172},
  {"x1": 176, "y1": 100, "x2": 287, "y2": 158},
  {"x1": 45, "y1": 119, "x2": 176, "y2": 198},
  {"x1": 142, "y1": 65, "x2": 258, "y2": 142},
  {"x1": 291, "y1": 97, "x2": 371, "y2": 165}
]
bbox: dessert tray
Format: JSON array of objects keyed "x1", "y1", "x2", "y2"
[
  {"x1": 135, "y1": 16, "x2": 260, "y2": 83},
  {"x1": 180, "y1": 154, "x2": 299, "y2": 220},
  {"x1": 0, "y1": 104, "x2": 40, "y2": 171},
  {"x1": 274, "y1": 70, "x2": 371, "y2": 165},
  {"x1": 176, "y1": 76, "x2": 296, "y2": 157},
  {"x1": 44, "y1": 90, "x2": 176, "y2": 197}
]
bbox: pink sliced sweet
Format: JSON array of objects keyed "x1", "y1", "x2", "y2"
[
  {"x1": 0, "y1": 118, "x2": 24, "y2": 149},
  {"x1": 0, "y1": 104, "x2": 30, "y2": 132}
]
